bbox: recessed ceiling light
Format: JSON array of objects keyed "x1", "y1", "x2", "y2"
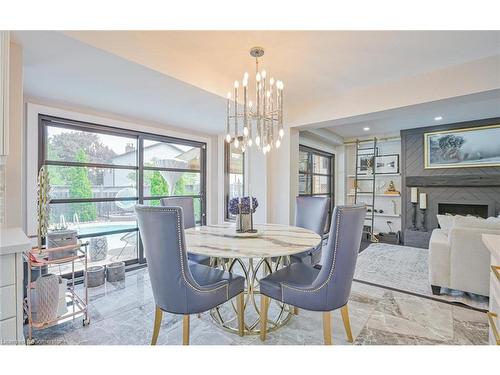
[
  {"x1": 363, "y1": 127, "x2": 370, "y2": 131},
  {"x1": 434, "y1": 116, "x2": 443, "y2": 121}
]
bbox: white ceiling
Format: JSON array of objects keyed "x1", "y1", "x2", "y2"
[
  {"x1": 320, "y1": 89, "x2": 500, "y2": 139},
  {"x1": 64, "y1": 30, "x2": 500, "y2": 102},
  {"x1": 12, "y1": 30, "x2": 500, "y2": 136},
  {"x1": 13, "y1": 31, "x2": 226, "y2": 134}
]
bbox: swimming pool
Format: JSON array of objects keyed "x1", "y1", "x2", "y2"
[{"x1": 69, "y1": 221, "x2": 137, "y2": 237}]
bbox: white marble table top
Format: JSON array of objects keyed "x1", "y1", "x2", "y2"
[{"x1": 185, "y1": 223, "x2": 321, "y2": 259}]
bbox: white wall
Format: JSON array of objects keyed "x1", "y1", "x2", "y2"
[
  {"x1": 245, "y1": 141, "x2": 267, "y2": 224},
  {"x1": 4, "y1": 42, "x2": 23, "y2": 228},
  {"x1": 0, "y1": 33, "x2": 8, "y2": 226},
  {"x1": 210, "y1": 134, "x2": 222, "y2": 225},
  {"x1": 25, "y1": 100, "x2": 217, "y2": 236},
  {"x1": 215, "y1": 134, "x2": 226, "y2": 224},
  {"x1": 299, "y1": 134, "x2": 337, "y2": 154},
  {"x1": 335, "y1": 146, "x2": 346, "y2": 206},
  {"x1": 266, "y1": 127, "x2": 299, "y2": 225}
]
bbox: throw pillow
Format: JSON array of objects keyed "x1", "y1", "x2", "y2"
[
  {"x1": 436, "y1": 214, "x2": 455, "y2": 234},
  {"x1": 454, "y1": 215, "x2": 500, "y2": 231},
  {"x1": 486, "y1": 216, "x2": 500, "y2": 227}
]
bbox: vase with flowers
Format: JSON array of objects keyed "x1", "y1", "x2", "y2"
[{"x1": 229, "y1": 196, "x2": 258, "y2": 233}]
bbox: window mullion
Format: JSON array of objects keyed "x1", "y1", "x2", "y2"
[
  {"x1": 44, "y1": 160, "x2": 138, "y2": 170},
  {"x1": 138, "y1": 136, "x2": 144, "y2": 205}
]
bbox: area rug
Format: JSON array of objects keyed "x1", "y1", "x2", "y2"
[{"x1": 353, "y1": 243, "x2": 489, "y2": 310}]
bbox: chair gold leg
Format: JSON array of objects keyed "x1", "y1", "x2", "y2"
[
  {"x1": 293, "y1": 307, "x2": 299, "y2": 315},
  {"x1": 237, "y1": 292, "x2": 245, "y2": 337},
  {"x1": 260, "y1": 295, "x2": 269, "y2": 341},
  {"x1": 151, "y1": 306, "x2": 163, "y2": 345},
  {"x1": 183, "y1": 315, "x2": 190, "y2": 345},
  {"x1": 341, "y1": 305, "x2": 354, "y2": 343},
  {"x1": 323, "y1": 311, "x2": 332, "y2": 345}
]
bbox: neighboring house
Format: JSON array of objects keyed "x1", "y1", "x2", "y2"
[{"x1": 103, "y1": 142, "x2": 199, "y2": 188}]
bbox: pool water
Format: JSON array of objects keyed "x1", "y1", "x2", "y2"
[{"x1": 69, "y1": 222, "x2": 137, "y2": 237}]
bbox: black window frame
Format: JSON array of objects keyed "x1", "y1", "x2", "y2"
[
  {"x1": 39, "y1": 114, "x2": 207, "y2": 269},
  {"x1": 298, "y1": 144, "x2": 335, "y2": 233}
]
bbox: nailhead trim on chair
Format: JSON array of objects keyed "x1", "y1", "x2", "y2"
[
  {"x1": 281, "y1": 206, "x2": 364, "y2": 297},
  {"x1": 136, "y1": 206, "x2": 229, "y2": 299}
]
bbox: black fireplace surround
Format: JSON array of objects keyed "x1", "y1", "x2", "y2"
[{"x1": 401, "y1": 117, "x2": 500, "y2": 245}]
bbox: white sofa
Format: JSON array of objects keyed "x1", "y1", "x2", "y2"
[{"x1": 429, "y1": 215, "x2": 500, "y2": 297}]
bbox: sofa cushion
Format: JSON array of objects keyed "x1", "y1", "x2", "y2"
[
  {"x1": 436, "y1": 214, "x2": 455, "y2": 234},
  {"x1": 486, "y1": 216, "x2": 500, "y2": 226},
  {"x1": 430, "y1": 228, "x2": 449, "y2": 243},
  {"x1": 454, "y1": 215, "x2": 500, "y2": 231}
]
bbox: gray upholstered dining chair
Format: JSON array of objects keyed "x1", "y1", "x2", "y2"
[
  {"x1": 160, "y1": 197, "x2": 210, "y2": 266},
  {"x1": 135, "y1": 205, "x2": 245, "y2": 345},
  {"x1": 259, "y1": 205, "x2": 366, "y2": 345},
  {"x1": 291, "y1": 196, "x2": 330, "y2": 265}
]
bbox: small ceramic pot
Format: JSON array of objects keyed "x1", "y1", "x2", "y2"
[
  {"x1": 106, "y1": 262, "x2": 125, "y2": 282},
  {"x1": 86, "y1": 265, "x2": 106, "y2": 287},
  {"x1": 89, "y1": 236, "x2": 108, "y2": 262}
]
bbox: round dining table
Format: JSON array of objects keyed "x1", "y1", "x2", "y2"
[{"x1": 185, "y1": 223, "x2": 321, "y2": 335}]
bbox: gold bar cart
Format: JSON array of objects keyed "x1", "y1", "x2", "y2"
[{"x1": 23, "y1": 242, "x2": 90, "y2": 345}]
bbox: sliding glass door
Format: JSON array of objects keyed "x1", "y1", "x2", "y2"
[
  {"x1": 140, "y1": 137, "x2": 205, "y2": 225},
  {"x1": 39, "y1": 115, "x2": 206, "y2": 271}
]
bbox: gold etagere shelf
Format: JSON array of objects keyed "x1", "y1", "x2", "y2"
[{"x1": 353, "y1": 138, "x2": 378, "y2": 242}]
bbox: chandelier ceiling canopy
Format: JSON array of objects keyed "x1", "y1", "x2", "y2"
[{"x1": 225, "y1": 47, "x2": 284, "y2": 155}]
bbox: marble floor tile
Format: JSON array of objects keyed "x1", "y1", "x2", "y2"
[
  {"x1": 450, "y1": 306, "x2": 489, "y2": 345},
  {"x1": 361, "y1": 290, "x2": 454, "y2": 343},
  {"x1": 87, "y1": 276, "x2": 154, "y2": 323},
  {"x1": 354, "y1": 326, "x2": 446, "y2": 345},
  {"x1": 26, "y1": 267, "x2": 489, "y2": 345},
  {"x1": 392, "y1": 291, "x2": 454, "y2": 340}
]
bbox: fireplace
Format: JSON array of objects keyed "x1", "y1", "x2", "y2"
[{"x1": 437, "y1": 203, "x2": 489, "y2": 218}]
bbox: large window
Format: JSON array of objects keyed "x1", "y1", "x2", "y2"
[
  {"x1": 141, "y1": 138, "x2": 204, "y2": 224},
  {"x1": 224, "y1": 139, "x2": 244, "y2": 220},
  {"x1": 40, "y1": 115, "x2": 206, "y2": 271},
  {"x1": 298, "y1": 145, "x2": 335, "y2": 232}
]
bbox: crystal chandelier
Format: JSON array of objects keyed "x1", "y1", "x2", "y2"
[{"x1": 225, "y1": 47, "x2": 284, "y2": 155}]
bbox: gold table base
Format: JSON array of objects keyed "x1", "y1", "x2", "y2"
[{"x1": 208, "y1": 256, "x2": 294, "y2": 335}]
